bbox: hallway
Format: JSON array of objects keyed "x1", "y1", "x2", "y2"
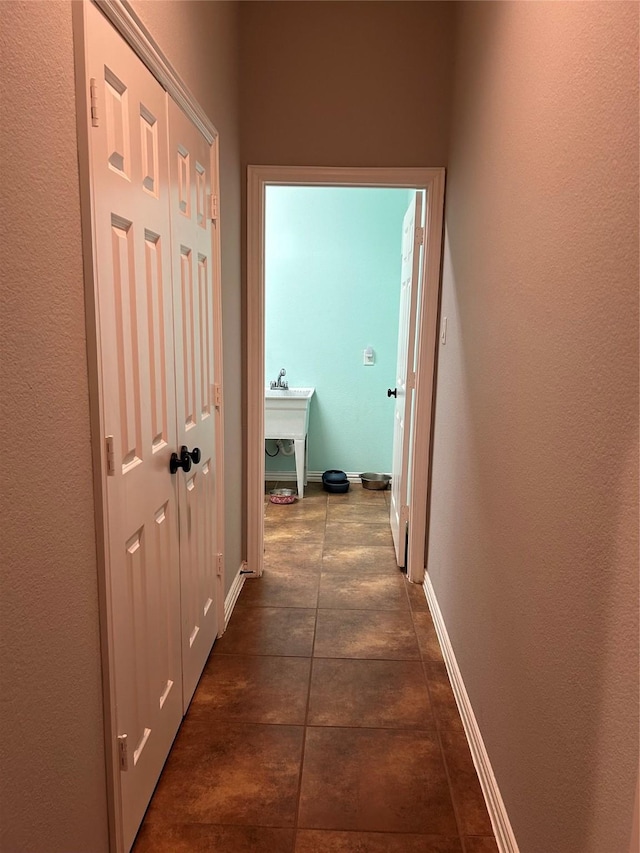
[{"x1": 134, "y1": 482, "x2": 497, "y2": 852}]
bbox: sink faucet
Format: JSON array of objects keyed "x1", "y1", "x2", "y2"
[{"x1": 270, "y1": 368, "x2": 288, "y2": 390}]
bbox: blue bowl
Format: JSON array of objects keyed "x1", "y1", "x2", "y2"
[{"x1": 322, "y1": 470, "x2": 349, "y2": 493}]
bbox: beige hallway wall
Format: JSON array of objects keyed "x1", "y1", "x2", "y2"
[
  {"x1": 0, "y1": 3, "x2": 108, "y2": 850},
  {"x1": 240, "y1": 0, "x2": 455, "y2": 168},
  {"x1": 0, "y1": 2, "x2": 242, "y2": 850},
  {"x1": 430, "y1": 3, "x2": 639, "y2": 851}
]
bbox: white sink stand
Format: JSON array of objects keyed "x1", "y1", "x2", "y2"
[{"x1": 265, "y1": 388, "x2": 315, "y2": 498}]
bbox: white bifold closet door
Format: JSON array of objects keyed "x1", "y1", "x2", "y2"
[
  {"x1": 168, "y1": 97, "x2": 219, "y2": 710},
  {"x1": 86, "y1": 3, "x2": 220, "y2": 849}
]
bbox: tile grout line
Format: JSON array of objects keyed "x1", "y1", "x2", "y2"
[
  {"x1": 290, "y1": 636, "x2": 316, "y2": 844},
  {"x1": 289, "y1": 486, "x2": 326, "y2": 845},
  {"x1": 406, "y1": 582, "x2": 469, "y2": 853},
  {"x1": 254, "y1": 486, "x2": 320, "y2": 846}
]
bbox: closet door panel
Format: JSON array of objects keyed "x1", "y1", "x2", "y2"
[
  {"x1": 86, "y1": 5, "x2": 182, "y2": 850},
  {"x1": 168, "y1": 98, "x2": 220, "y2": 711}
]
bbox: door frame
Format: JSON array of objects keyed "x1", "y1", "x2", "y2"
[
  {"x1": 246, "y1": 166, "x2": 445, "y2": 583},
  {"x1": 73, "y1": 3, "x2": 226, "y2": 850}
]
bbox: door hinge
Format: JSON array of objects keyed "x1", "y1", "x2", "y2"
[
  {"x1": 209, "y1": 194, "x2": 219, "y2": 221},
  {"x1": 117, "y1": 734, "x2": 128, "y2": 771},
  {"x1": 216, "y1": 553, "x2": 224, "y2": 577},
  {"x1": 213, "y1": 382, "x2": 222, "y2": 408},
  {"x1": 90, "y1": 78, "x2": 99, "y2": 127},
  {"x1": 415, "y1": 226, "x2": 424, "y2": 245},
  {"x1": 106, "y1": 436, "x2": 115, "y2": 476},
  {"x1": 401, "y1": 505, "x2": 410, "y2": 526}
]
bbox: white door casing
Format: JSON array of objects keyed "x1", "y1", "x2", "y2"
[
  {"x1": 80, "y1": 2, "x2": 225, "y2": 849},
  {"x1": 86, "y1": 8, "x2": 182, "y2": 849},
  {"x1": 390, "y1": 192, "x2": 424, "y2": 567},
  {"x1": 246, "y1": 167, "x2": 445, "y2": 584},
  {"x1": 168, "y1": 98, "x2": 220, "y2": 710}
]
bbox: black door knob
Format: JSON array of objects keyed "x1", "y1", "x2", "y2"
[
  {"x1": 169, "y1": 446, "x2": 192, "y2": 474},
  {"x1": 187, "y1": 447, "x2": 201, "y2": 464},
  {"x1": 387, "y1": 388, "x2": 397, "y2": 398}
]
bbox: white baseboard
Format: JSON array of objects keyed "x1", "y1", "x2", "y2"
[
  {"x1": 265, "y1": 470, "x2": 389, "y2": 484},
  {"x1": 223, "y1": 562, "x2": 246, "y2": 631},
  {"x1": 423, "y1": 573, "x2": 520, "y2": 853}
]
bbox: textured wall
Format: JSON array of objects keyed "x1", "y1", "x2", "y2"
[
  {"x1": 240, "y1": 0, "x2": 455, "y2": 168},
  {"x1": 131, "y1": 1, "x2": 243, "y2": 594},
  {"x1": 0, "y1": 3, "x2": 242, "y2": 850},
  {"x1": 265, "y1": 187, "x2": 408, "y2": 476},
  {"x1": 430, "y1": 3, "x2": 639, "y2": 851},
  {"x1": 0, "y1": 3, "x2": 109, "y2": 850}
]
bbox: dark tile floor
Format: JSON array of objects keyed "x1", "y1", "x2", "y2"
[{"x1": 134, "y1": 482, "x2": 497, "y2": 853}]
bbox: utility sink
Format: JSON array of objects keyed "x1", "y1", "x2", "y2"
[
  {"x1": 264, "y1": 387, "x2": 315, "y2": 498},
  {"x1": 264, "y1": 387, "x2": 315, "y2": 400},
  {"x1": 264, "y1": 387, "x2": 315, "y2": 439}
]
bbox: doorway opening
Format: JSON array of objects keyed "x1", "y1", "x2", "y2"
[
  {"x1": 247, "y1": 167, "x2": 445, "y2": 585},
  {"x1": 264, "y1": 185, "x2": 415, "y2": 487}
]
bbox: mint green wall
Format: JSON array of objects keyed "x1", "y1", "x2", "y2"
[{"x1": 265, "y1": 187, "x2": 409, "y2": 476}]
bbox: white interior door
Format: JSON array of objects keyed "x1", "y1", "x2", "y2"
[
  {"x1": 86, "y1": 7, "x2": 182, "y2": 850},
  {"x1": 168, "y1": 98, "x2": 220, "y2": 710},
  {"x1": 390, "y1": 192, "x2": 424, "y2": 567}
]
